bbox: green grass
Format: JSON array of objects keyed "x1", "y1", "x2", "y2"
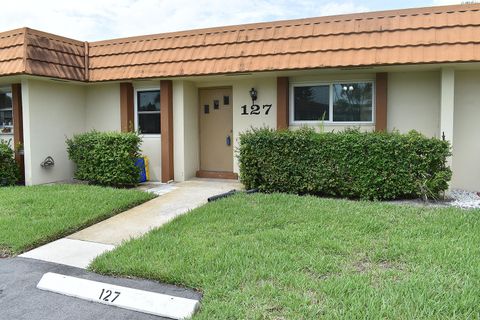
[
  {"x1": 91, "y1": 193, "x2": 480, "y2": 319},
  {"x1": 0, "y1": 184, "x2": 155, "y2": 255}
]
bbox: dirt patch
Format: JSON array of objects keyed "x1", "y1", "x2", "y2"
[
  {"x1": 302, "y1": 267, "x2": 338, "y2": 281},
  {"x1": 0, "y1": 248, "x2": 12, "y2": 258},
  {"x1": 353, "y1": 259, "x2": 405, "y2": 273}
]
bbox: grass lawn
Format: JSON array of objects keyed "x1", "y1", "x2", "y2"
[
  {"x1": 91, "y1": 193, "x2": 480, "y2": 319},
  {"x1": 0, "y1": 184, "x2": 155, "y2": 256}
]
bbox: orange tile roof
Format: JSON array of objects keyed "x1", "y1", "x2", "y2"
[
  {"x1": 2, "y1": 3, "x2": 480, "y2": 82},
  {"x1": 25, "y1": 28, "x2": 87, "y2": 81},
  {"x1": 0, "y1": 28, "x2": 86, "y2": 81},
  {"x1": 0, "y1": 29, "x2": 26, "y2": 76}
]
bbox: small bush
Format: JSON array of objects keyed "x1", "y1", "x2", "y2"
[
  {"x1": 66, "y1": 131, "x2": 141, "y2": 187},
  {"x1": 0, "y1": 140, "x2": 19, "y2": 186},
  {"x1": 238, "y1": 128, "x2": 452, "y2": 200}
]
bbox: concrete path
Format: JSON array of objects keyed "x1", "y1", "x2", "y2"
[
  {"x1": 19, "y1": 239, "x2": 115, "y2": 269},
  {"x1": 20, "y1": 178, "x2": 242, "y2": 269},
  {"x1": 0, "y1": 257, "x2": 201, "y2": 320}
]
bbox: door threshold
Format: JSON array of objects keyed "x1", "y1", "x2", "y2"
[{"x1": 196, "y1": 170, "x2": 238, "y2": 180}]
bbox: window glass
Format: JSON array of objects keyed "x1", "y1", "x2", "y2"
[
  {"x1": 0, "y1": 91, "x2": 13, "y2": 134},
  {"x1": 138, "y1": 113, "x2": 160, "y2": 134},
  {"x1": 137, "y1": 90, "x2": 160, "y2": 134},
  {"x1": 294, "y1": 85, "x2": 329, "y2": 121},
  {"x1": 332, "y1": 83, "x2": 373, "y2": 122},
  {"x1": 0, "y1": 92, "x2": 12, "y2": 109},
  {"x1": 138, "y1": 91, "x2": 160, "y2": 111}
]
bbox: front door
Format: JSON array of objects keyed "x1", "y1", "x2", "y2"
[{"x1": 198, "y1": 87, "x2": 233, "y2": 174}]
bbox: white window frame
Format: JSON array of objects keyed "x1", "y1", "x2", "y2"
[
  {"x1": 289, "y1": 80, "x2": 375, "y2": 126},
  {"x1": 134, "y1": 87, "x2": 161, "y2": 138}
]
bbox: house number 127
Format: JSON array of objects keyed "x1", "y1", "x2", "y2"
[
  {"x1": 99, "y1": 288, "x2": 121, "y2": 303},
  {"x1": 241, "y1": 104, "x2": 272, "y2": 115}
]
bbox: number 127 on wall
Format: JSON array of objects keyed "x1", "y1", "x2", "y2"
[{"x1": 241, "y1": 104, "x2": 272, "y2": 115}]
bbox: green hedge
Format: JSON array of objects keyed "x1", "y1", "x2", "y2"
[
  {"x1": 238, "y1": 128, "x2": 452, "y2": 200},
  {"x1": 0, "y1": 140, "x2": 19, "y2": 186},
  {"x1": 66, "y1": 131, "x2": 141, "y2": 187}
]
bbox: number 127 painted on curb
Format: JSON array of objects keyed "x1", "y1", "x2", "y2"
[
  {"x1": 99, "y1": 288, "x2": 121, "y2": 303},
  {"x1": 241, "y1": 104, "x2": 272, "y2": 115}
]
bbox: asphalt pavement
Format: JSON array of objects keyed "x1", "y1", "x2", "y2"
[{"x1": 0, "y1": 257, "x2": 201, "y2": 320}]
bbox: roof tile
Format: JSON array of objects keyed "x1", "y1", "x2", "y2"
[
  {"x1": 88, "y1": 4, "x2": 480, "y2": 81},
  {"x1": 4, "y1": 4, "x2": 480, "y2": 81}
]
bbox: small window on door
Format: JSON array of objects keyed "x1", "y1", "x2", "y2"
[{"x1": 137, "y1": 90, "x2": 160, "y2": 134}]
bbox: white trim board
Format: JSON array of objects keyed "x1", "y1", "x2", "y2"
[{"x1": 37, "y1": 272, "x2": 200, "y2": 319}]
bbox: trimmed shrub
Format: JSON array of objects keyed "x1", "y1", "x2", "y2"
[
  {"x1": 238, "y1": 128, "x2": 452, "y2": 200},
  {"x1": 66, "y1": 131, "x2": 141, "y2": 187},
  {"x1": 0, "y1": 140, "x2": 19, "y2": 186}
]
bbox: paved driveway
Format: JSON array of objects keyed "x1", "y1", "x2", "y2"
[{"x1": 0, "y1": 257, "x2": 201, "y2": 320}]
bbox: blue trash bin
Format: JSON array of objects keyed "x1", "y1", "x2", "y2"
[{"x1": 135, "y1": 158, "x2": 147, "y2": 183}]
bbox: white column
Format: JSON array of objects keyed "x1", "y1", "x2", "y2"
[
  {"x1": 172, "y1": 80, "x2": 200, "y2": 182},
  {"x1": 172, "y1": 80, "x2": 185, "y2": 182},
  {"x1": 440, "y1": 68, "x2": 455, "y2": 166},
  {"x1": 20, "y1": 79, "x2": 33, "y2": 186}
]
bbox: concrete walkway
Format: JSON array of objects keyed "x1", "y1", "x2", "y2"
[{"x1": 20, "y1": 178, "x2": 242, "y2": 269}]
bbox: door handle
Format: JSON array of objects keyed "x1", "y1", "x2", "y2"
[{"x1": 226, "y1": 135, "x2": 231, "y2": 146}]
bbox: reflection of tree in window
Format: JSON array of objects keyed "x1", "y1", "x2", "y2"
[
  {"x1": 294, "y1": 85, "x2": 329, "y2": 121},
  {"x1": 333, "y1": 83, "x2": 372, "y2": 122},
  {"x1": 138, "y1": 92, "x2": 160, "y2": 111},
  {"x1": 0, "y1": 93, "x2": 12, "y2": 109}
]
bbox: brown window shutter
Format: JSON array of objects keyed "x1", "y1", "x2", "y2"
[
  {"x1": 375, "y1": 73, "x2": 388, "y2": 132},
  {"x1": 160, "y1": 80, "x2": 174, "y2": 182},
  {"x1": 120, "y1": 83, "x2": 134, "y2": 132},
  {"x1": 12, "y1": 83, "x2": 24, "y2": 182},
  {"x1": 277, "y1": 77, "x2": 289, "y2": 130}
]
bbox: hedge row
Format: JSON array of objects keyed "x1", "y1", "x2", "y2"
[
  {"x1": 0, "y1": 140, "x2": 19, "y2": 186},
  {"x1": 238, "y1": 128, "x2": 451, "y2": 200},
  {"x1": 66, "y1": 131, "x2": 141, "y2": 186}
]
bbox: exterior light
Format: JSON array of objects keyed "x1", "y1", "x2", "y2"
[
  {"x1": 349, "y1": 85, "x2": 354, "y2": 91},
  {"x1": 249, "y1": 88, "x2": 257, "y2": 103},
  {"x1": 343, "y1": 86, "x2": 348, "y2": 91}
]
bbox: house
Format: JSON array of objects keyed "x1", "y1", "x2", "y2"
[{"x1": 0, "y1": 3, "x2": 479, "y2": 190}]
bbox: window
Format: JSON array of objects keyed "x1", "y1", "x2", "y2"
[
  {"x1": 333, "y1": 83, "x2": 372, "y2": 122},
  {"x1": 0, "y1": 88, "x2": 13, "y2": 134},
  {"x1": 291, "y1": 81, "x2": 374, "y2": 124},
  {"x1": 136, "y1": 90, "x2": 160, "y2": 134},
  {"x1": 294, "y1": 85, "x2": 329, "y2": 121}
]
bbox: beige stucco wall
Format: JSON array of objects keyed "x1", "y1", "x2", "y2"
[
  {"x1": 22, "y1": 79, "x2": 86, "y2": 185},
  {"x1": 18, "y1": 68, "x2": 479, "y2": 191},
  {"x1": 85, "y1": 83, "x2": 121, "y2": 131},
  {"x1": 183, "y1": 81, "x2": 200, "y2": 179},
  {"x1": 387, "y1": 71, "x2": 441, "y2": 138},
  {"x1": 141, "y1": 137, "x2": 161, "y2": 181},
  {"x1": 451, "y1": 71, "x2": 480, "y2": 191},
  {"x1": 21, "y1": 80, "x2": 126, "y2": 185},
  {"x1": 231, "y1": 77, "x2": 277, "y2": 173}
]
